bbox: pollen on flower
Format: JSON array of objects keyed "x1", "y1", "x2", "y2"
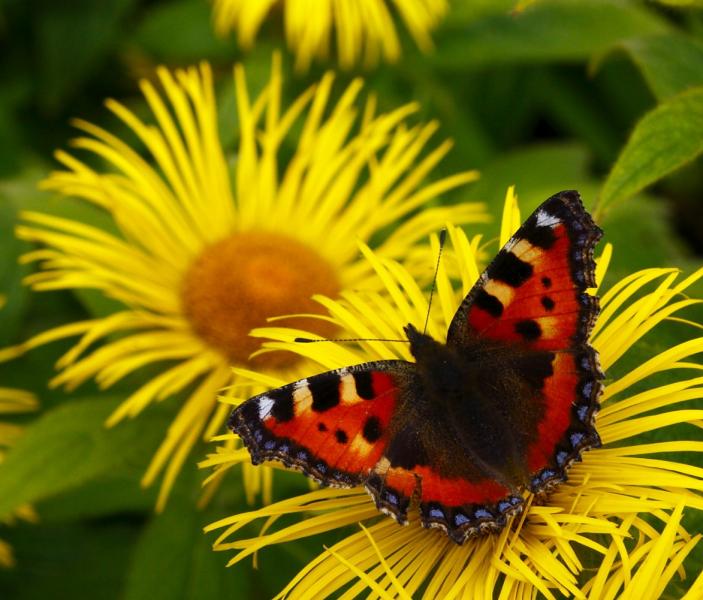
[{"x1": 182, "y1": 231, "x2": 340, "y2": 368}]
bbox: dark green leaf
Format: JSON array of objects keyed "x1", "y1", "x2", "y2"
[
  {"x1": 598, "y1": 86, "x2": 703, "y2": 216},
  {"x1": 601, "y1": 194, "x2": 690, "y2": 273},
  {"x1": 35, "y1": 0, "x2": 137, "y2": 112},
  {"x1": 130, "y1": 0, "x2": 233, "y2": 62},
  {"x1": 0, "y1": 519, "x2": 140, "y2": 600},
  {"x1": 0, "y1": 195, "x2": 31, "y2": 344},
  {"x1": 36, "y1": 472, "x2": 158, "y2": 522},
  {"x1": 432, "y1": 0, "x2": 668, "y2": 69},
  {"x1": 605, "y1": 33, "x2": 703, "y2": 101},
  {"x1": 532, "y1": 68, "x2": 622, "y2": 165},
  {"x1": 463, "y1": 142, "x2": 592, "y2": 213},
  {"x1": 124, "y1": 496, "x2": 251, "y2": 600}
]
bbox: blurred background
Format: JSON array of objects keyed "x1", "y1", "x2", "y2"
[{"x1": 0, "y1": 0, "x2": 702, "y2": 597}]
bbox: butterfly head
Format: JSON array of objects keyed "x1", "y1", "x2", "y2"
[{"x1": 404, "y1": 323, "x2": 445, "y2": 363}]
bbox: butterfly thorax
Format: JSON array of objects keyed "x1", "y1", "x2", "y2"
[{"x1": 403, "y1": 323, "x2": 541, "y2": 488}]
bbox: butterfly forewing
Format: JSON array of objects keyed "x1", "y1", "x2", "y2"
[
  {"x1": 229, "y1": 361, "x2": 414, "y2": 487},
  {"x1": 448, "y1": 190, "x2": 601, "y2": 350}
]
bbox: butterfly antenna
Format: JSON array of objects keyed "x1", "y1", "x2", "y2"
[
  {"x1": 295, "y1": 337, "x2": 409, "y2": 343},
  {"x1": 423, "y1": 228, "x2": 447, "y2": 335}
]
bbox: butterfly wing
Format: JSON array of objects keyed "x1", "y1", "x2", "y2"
[
  {"x1": 447, "y1": 189, "x2": 604, "y2": 492},
  {"x1": 229, "y1": 361, "x2": 414, "y2": 487}
]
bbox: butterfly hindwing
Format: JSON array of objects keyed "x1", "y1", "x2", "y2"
[
  {"x1": 229, "y1": 361, "x2": 414, "y2": 487},
  {"x1": 365, "y1": 424, "x2": 525, "y2": 542}
]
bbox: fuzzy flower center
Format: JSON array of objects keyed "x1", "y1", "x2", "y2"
[{"x1": 182, "y1": 231, "x2": 341, "y2": 369}]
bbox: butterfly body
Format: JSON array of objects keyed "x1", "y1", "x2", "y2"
[
  {"x1": 230, "y1": 191, "x2": 604, "y2": 544},
  {"x1": 401, "y1": 324, "x2": 545, "y2": 489}
]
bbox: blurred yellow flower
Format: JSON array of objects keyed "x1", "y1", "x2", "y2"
[
  {"x1": 0, "y1": 297, "x2": 38, "y2": 568},
  {"x1": 205, "y1": 192, "x2": 703, "y2": 598},
  {"x1": 4, "y1": 55, "x2": 483, "y2": 510},
  {"x1": 212, "y1": 0, "x2": 448, "y2": 70}
]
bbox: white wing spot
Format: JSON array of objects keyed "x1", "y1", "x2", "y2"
[
  {"x1": 535, "y1": 209, "x2": 560, "y2": 228},
  {"x1": 258, "y1": 396, "x2": 275, "y2": 420}
]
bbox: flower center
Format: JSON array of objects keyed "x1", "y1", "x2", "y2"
[{"x1": 182, "y1": 232, "x2": 341, "y2": 369}]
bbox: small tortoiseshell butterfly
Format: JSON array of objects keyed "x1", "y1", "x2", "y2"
[{"x1": 229, "y1": 190, "x2": 604, "y2": 543}]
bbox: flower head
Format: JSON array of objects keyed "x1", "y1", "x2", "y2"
[
  {"x1": 205, "y1": 190, "x2": 703, "y2": 598},
  {"x1": 212, "y1": 0, "x2": 448, "y2": 71},
  {"x1": 8, "y1": 55, "x2": 482, "y2": 509}
]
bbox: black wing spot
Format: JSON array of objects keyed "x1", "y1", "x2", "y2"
[
  {"x1": 487, "y1": 251, "x2": 533, "y2": 288},
  {"x1": 387, "y1": 427, "x2": 428, "y2": 469},
  {"x1": 519, "y1": 352, "x2": 555, "y2": 389},
  {"x1": 515, "y1": 319, "x2": 542, "y2": 341},
  {"x1": 522, "y1": 222, "x2": 557, "y2": 249},
  {"x1": 317, "y1": 422, "x2": 327, "y2": 432},
  {"x1": 335, "y1": 429, "x2": 348, "y2": 444},
  {"x1": 353, "y1": 371, "x2": 375, "y2": 400},
  {"x1": 542, "y1": 276, "x2": 552, "y2": 288},
  {"x1": 541, "y1": 296, "x2": 555, "y2": 311},
  {"x1": 310, "y1": 377, "x2": 341, "y2": 412},
  {"x1": 474, "y1": 289, "x2": 503, "y2": 318},
  {"x1": 362, "y1": 416, "x2": 383, "y2": 443},
  {"x1": 269, "y1": 389, "x2": 295, "y2": 422}
]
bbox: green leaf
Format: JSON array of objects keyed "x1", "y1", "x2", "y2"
[
  {"x1": 124, "y1": 498, "x2": 251, "y2": 600},
  {"x1": 432, "y1": 0, "x2": 669, "y2": 69},
  {"x1": 0, "y1": 396, "x2": 170, "y2": 519},
  {"x1": 605, "y1": 33, "x2": 703, "y2": 101},
  {"x1": 650, "y1": 0, "x2": 703, "y2": 7},
  {"x1": 35, "y1": 472, "x2": 158, "y2": 522},
  {"x1": 1, "y1": 170, "x2": 117, "y2": 234},
  {"x1": 130, "y1": 0, "x2": 233, "y2": 62},
  {"x1": 598, "y1": 86, "x2": 703, "y2": 216},
  {"x1": 1, "y1": 172, "x2": 124, "y2": 319}
]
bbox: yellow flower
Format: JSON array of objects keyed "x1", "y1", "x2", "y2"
[
  {"x1": 212, "y1": 0, "x2": 448, "y2": 71},
  {"x1": 4, "y1": 55, "x2": 483, "y2": 510},
  {"x1": 205, "y1": 190, "x2": 703, "y2": 598},
  {"x1": 0, "y1": 297, "x2": 38, "y2": 568}
]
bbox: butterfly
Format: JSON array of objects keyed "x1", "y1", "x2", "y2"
[{"x1": 229, "y1": 190, "x2": 604, "y2": 544}]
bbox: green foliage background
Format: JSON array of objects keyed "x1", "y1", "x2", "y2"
[{"x1": 1, "y1": 0, "x2": 703, "y2": 598}]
